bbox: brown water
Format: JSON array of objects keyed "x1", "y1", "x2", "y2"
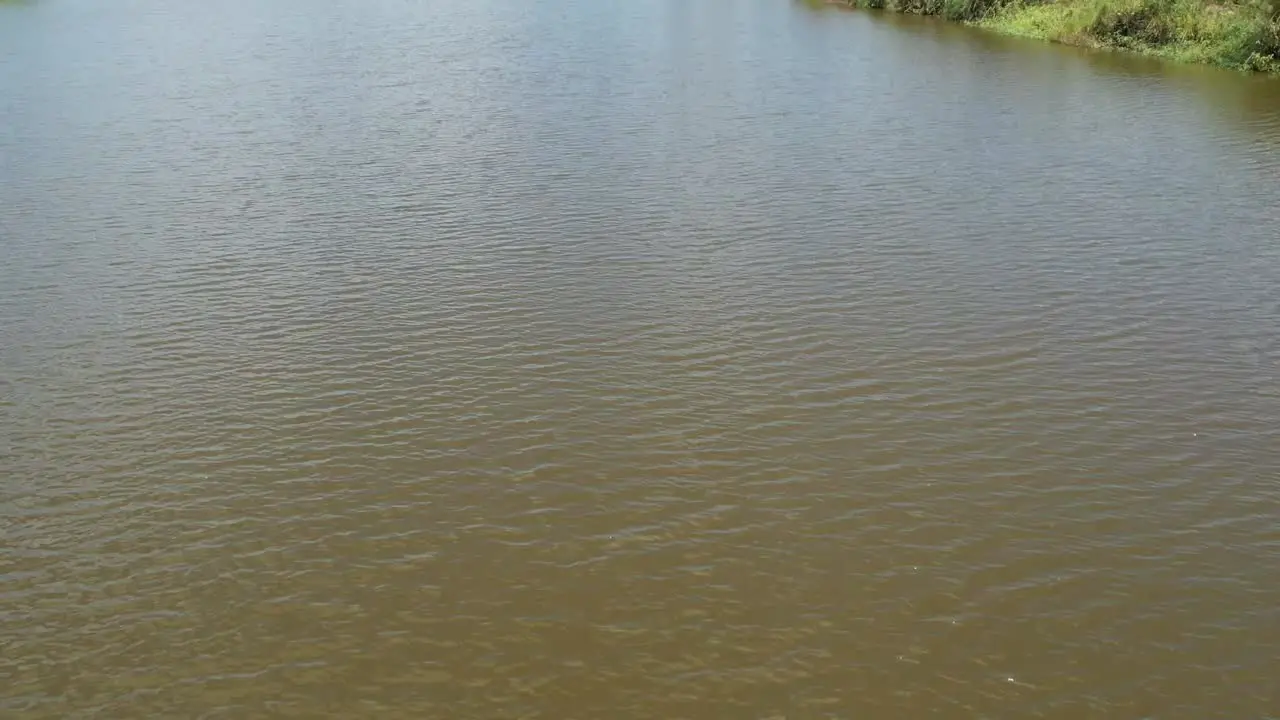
[{"x1": 3, "y1": 0, "x2": 1280, "y2": 717}]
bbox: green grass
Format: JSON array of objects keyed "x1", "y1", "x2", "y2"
[{"x1": 831, "y1": 0, "x2": 1280, "y2": 71}]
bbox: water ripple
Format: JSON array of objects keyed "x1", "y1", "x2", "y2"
[{"x1": 4, "y1": 0, "x2": 1280, "y2": 717}]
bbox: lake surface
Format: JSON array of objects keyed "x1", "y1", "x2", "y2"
[{"x1": 3, "y1": 0, "x2": 1280, "y2": 717}]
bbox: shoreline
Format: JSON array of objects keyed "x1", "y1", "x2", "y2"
[{"x1": 823, "y1": 0, "x2": 1280, "y2": 73}]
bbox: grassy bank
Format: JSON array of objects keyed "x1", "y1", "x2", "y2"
[{"x1": 829, "y1": 0, "x2": 1280, "y2": 71}]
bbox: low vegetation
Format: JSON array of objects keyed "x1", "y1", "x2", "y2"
[{"x1": 829, "y1": 0, "x2": 1280, "y2": 71}]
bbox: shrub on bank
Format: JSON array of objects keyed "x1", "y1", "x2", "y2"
[
  {"x1": 832, "y1": 0, "x2": 1280, "y2": 71},
  {"x1": 843, "y1": 0, "x2": 1010, "y2": 19}
]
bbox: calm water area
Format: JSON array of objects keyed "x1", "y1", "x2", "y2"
[{"x1": 2, "y1": 0, "x2": 1280, "y2": 717}]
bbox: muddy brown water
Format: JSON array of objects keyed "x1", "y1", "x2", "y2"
[{"x1": 3, "y1": 0, "x2": 1280, "y2": 717}]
